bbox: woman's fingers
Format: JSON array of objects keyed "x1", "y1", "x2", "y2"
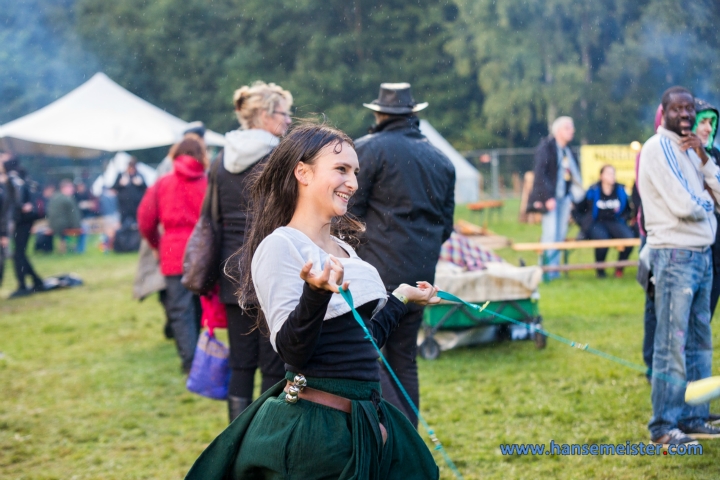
[
  {"x1": 329, "y1": 255, "x2": 345, "y2": 283},
  {"x1": 299, "y1": 256, "x2": 348, "y2": 294},
  {"x1": 299, "y1": 260, "x2": 314, "y2": 281},
  {"x1": 321, "y1": 256, "x2": 333, "y2": 280}
]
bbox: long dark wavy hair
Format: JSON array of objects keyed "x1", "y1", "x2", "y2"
[{"x1": 232, "y1": 121, "x2": 365, "y2": 326}]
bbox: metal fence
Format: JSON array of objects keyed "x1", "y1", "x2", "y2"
[{"x1": 461, "y1": 147, "x2": 580, "y2": 199}]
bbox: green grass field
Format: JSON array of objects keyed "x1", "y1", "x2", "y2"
[{"x1": 2, "y1": 201, "x2": 720, "y2": 479}]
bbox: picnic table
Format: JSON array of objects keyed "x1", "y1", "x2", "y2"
[
  {"x1": 467, "y1": 199, "x2": 504, "y2": 225},
  {"x1": 512, "y1": 238, "x2": 641, "y2": 279}
]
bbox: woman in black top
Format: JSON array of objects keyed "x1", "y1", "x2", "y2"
[
  {"x1": 186, "y1": 123, "x2": 440, "y2": 479},
  {"x1": 582, "y1": 165, "x2": 634, "y2": 278},
  {"x1": 217, "y1": 81, "x2": 294, "y2": 421}
]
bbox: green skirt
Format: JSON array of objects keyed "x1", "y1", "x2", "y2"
[{"x1": 185, "y1": 372, "x2": 439, "y2": 480}]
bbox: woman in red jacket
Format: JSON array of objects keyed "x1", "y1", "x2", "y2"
[{"x1": 138, "y1": 138, "x2": 208, "y2": 373}]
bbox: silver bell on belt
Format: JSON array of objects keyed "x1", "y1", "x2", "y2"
[
  {"x1": 285, "y1": 374, "x2": 307, "y2": 404},
  {"x1": 294, "y1": 374, "x2": 307, "y2": 388},
  {"x1": 285, "y1": 385, "x2": 301, "y2": 404}
]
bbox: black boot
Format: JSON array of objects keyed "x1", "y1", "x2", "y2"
[
  {"x1": 163, "y1": 320, "x2": 174, "y2": 340},
  {"x1": 228, "y1": 396, "x2": 252, "y2": 423}
]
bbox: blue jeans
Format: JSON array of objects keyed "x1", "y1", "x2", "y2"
[
  {"x1": 540, "y1": 196, "x2": 572, "y2": 279},
  {"x1": 648, "y1": 248, "x2": 713, "y2": 438}
]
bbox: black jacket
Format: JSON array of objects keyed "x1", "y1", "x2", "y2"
[
  {"x1": 0, "y1": 180, "x2": 10, "y2": 237},
  {"x1": 112, "y1": 172, "x2": 147, "y2": 222},
  {"x1": 528, "y1": 136, "x2": 560, "y2": 210},
  {"x1": 7, "y1": 171, "x2": 41, "y2": 225},
  {"x1": 216, "y1": 151, "x2": 268, "y2": 305},
  {"x1": 349, "y1": 116, "x2": 455, "y2": 291}
]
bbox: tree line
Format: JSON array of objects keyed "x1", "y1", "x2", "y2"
[{"x1": 2, "y1": 0, "x2": 719, "y2": 150}]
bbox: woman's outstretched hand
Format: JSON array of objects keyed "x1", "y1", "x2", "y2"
[
  {"x1": 394, "y1": 281, "x2": 440, "y2": 306},
  {"x1": 300, "y1": 255, "x2": 350, "y2": 293}
]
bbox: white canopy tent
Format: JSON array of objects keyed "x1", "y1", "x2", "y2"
[
  {"x1": 0, "y1": 72, "x2": 225, "y2": 158},
  {"x1": 419, "y1": 120, "x2": 480, "y2": 204}
]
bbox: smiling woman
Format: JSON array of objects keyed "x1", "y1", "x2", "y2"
[{"x1": 185, "y1": 122, "x2": 442, "y2": 479}]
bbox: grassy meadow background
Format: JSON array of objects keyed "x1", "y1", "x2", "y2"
[{"x1": 2, "y1": 199, "x2": 720, "y2": 479}]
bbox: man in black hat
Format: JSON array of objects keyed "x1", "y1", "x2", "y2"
[{"x1": 349, "y1": 82, "x2": 456, "y2": 426}]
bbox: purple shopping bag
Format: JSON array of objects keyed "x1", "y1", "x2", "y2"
[{"x1": 186, "y1": 330, "x2": 230, "y2": 400}]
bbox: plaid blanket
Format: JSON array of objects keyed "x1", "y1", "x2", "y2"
[{"x1": 439, "y1": 232, "x2": 504, "y2": 271}]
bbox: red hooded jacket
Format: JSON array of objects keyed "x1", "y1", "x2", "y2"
[{"x1": 138, "y1": 155, "x2": 207, "y2": 276}]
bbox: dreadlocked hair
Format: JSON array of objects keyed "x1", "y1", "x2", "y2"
[{"x1": 229, "y1": 121, "x2": 365, "y2": 330}]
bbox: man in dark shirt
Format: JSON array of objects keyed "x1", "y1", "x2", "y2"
[
  {"x1": 112, "y1": 158, "x2": 147, "y2": 225},
  {"x1": 349, "y1": 83, "x2": 456, "y2": 426},
  {"x1": 3, "y1": 156, "x2": 45, "y2": 298},
  {"x1": 0, "y1": 156, "x2": 11, "y2": 287}
]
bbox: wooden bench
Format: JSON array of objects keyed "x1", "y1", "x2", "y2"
[
  {"x1": 31, "y1": 217, "x2": 104, "y2": 235},
  {"x1": 467, "y1": 199, "x2": 504, "y2": 225},
  {"x1": 454, "y1": 219, "x2": 511, "y2": 249},
  {"x1": 43, "y1": 228, "x2": 86, "y2": 254},
  {"x1": 512, "y1": 238, "x2": 641, "y2": 278}
]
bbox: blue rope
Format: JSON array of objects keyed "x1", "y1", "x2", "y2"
[
  {"x1": 338, "y1": 287, "x2": 464, "y2": 480},
  {"x1": 436, "y1": 290, "x2": 687, "y2": 388}
]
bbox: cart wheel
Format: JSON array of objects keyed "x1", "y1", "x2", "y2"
[
  {"x1": 533, "y1": 317, "x2": 546, "y2": 349},
  {"x1": 419, "y1": 337, "x2": 441, "y2": 360}
]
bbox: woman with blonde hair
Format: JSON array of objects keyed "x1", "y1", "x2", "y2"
[{"x1": 216, "y1": 81, "x2": 293, "y2": 421}]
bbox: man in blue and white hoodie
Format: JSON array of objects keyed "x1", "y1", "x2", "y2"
[{"x1": 639, "y1": 86, "x2": 720, "y2": 447}]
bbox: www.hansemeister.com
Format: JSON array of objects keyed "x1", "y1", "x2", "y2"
[{"x1": 500, "y1": 440, "x2": 702, "y2": 456}]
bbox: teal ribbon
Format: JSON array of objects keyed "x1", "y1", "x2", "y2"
[
  {"x1": 436, "y1": 290, "x2": 686, "y2": 388},
  {"x1": 338, "y1": 287, "x2": 464, "y2": 480}
]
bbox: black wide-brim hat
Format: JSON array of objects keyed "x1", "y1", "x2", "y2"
[{"x1": 363, "y1": 82, "x2": 428, "y2": 115}]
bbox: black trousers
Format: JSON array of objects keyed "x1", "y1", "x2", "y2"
[
  {"x1": 226, "y1": 304, "x2": 285, "y2": 398},
  {"x1": 163, "y1": 276, "x2": 201, "y2": 372},
  {"x1": 13, "y1": 221, "x2": 42, "y2": 289},
  {"x1": 0, "y1": 242, "x2": 6, "y2": 287},
  {"x1": 710, "y1": 212, "x2": 720, "y2": 318},
  {"x1": 588, "y1": 219, "x2": 634, "y2": 268},
  {"x1": 379, "y1": 305, "x2": 424, "y2": 427}
]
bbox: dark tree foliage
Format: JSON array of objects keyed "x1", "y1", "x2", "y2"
[
  {"x1": 2, "y1": 0, "x2": 720, "y2": 149},
  {"x1": 73, "y1": 0, "x2": 478, "y2": 143},
  {"x1": 0, "y1": 0, "x2": 97, "y2": 124}
]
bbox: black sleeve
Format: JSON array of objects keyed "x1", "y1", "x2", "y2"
[
  {"x1": 0, "y1": 189, "x2": 8, "y2": 237},
  {"x1": 528, "y1": 139, "x2": 554, "y2": 206},
  {"x1": 368, "y1": 295, "x2": 408, "y2": 349},
  {"x1": 275, "y1": 283, "x2": 333, "y2": 368},
  {"x1": 111, "y1": 173, "x2": 122, "y2": 191},
  {"x1": 441, "y1": 168, "x2": 456, "y2": 244}
]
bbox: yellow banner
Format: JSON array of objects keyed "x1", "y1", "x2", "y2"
[{"x1": 580, "y1": 145, "x2": 638, "y2": 193}]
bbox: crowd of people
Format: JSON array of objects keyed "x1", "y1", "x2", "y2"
[
  {"x1": 125, "y1": 82, "x2": 453, "y2": 478},
  {"x1": 3, "y1": 80, "x2": 720, "y2": 473},
  {"x1": 0, "y1": 152, "x2": 153, "y2": 298},
  {"x1": 528, "y1": 87, "x2": 720, "y2": 447},
  {"x1": 530, "y1": 116, "x2": 637, "y2": 279}
]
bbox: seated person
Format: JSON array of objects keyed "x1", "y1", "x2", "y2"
[
  {"x1": 578, "y1": 165, "x2": 635, "y2": 278},
  {"x1": 47, "y1": 179, "x2": 84, "y2": 253}
]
